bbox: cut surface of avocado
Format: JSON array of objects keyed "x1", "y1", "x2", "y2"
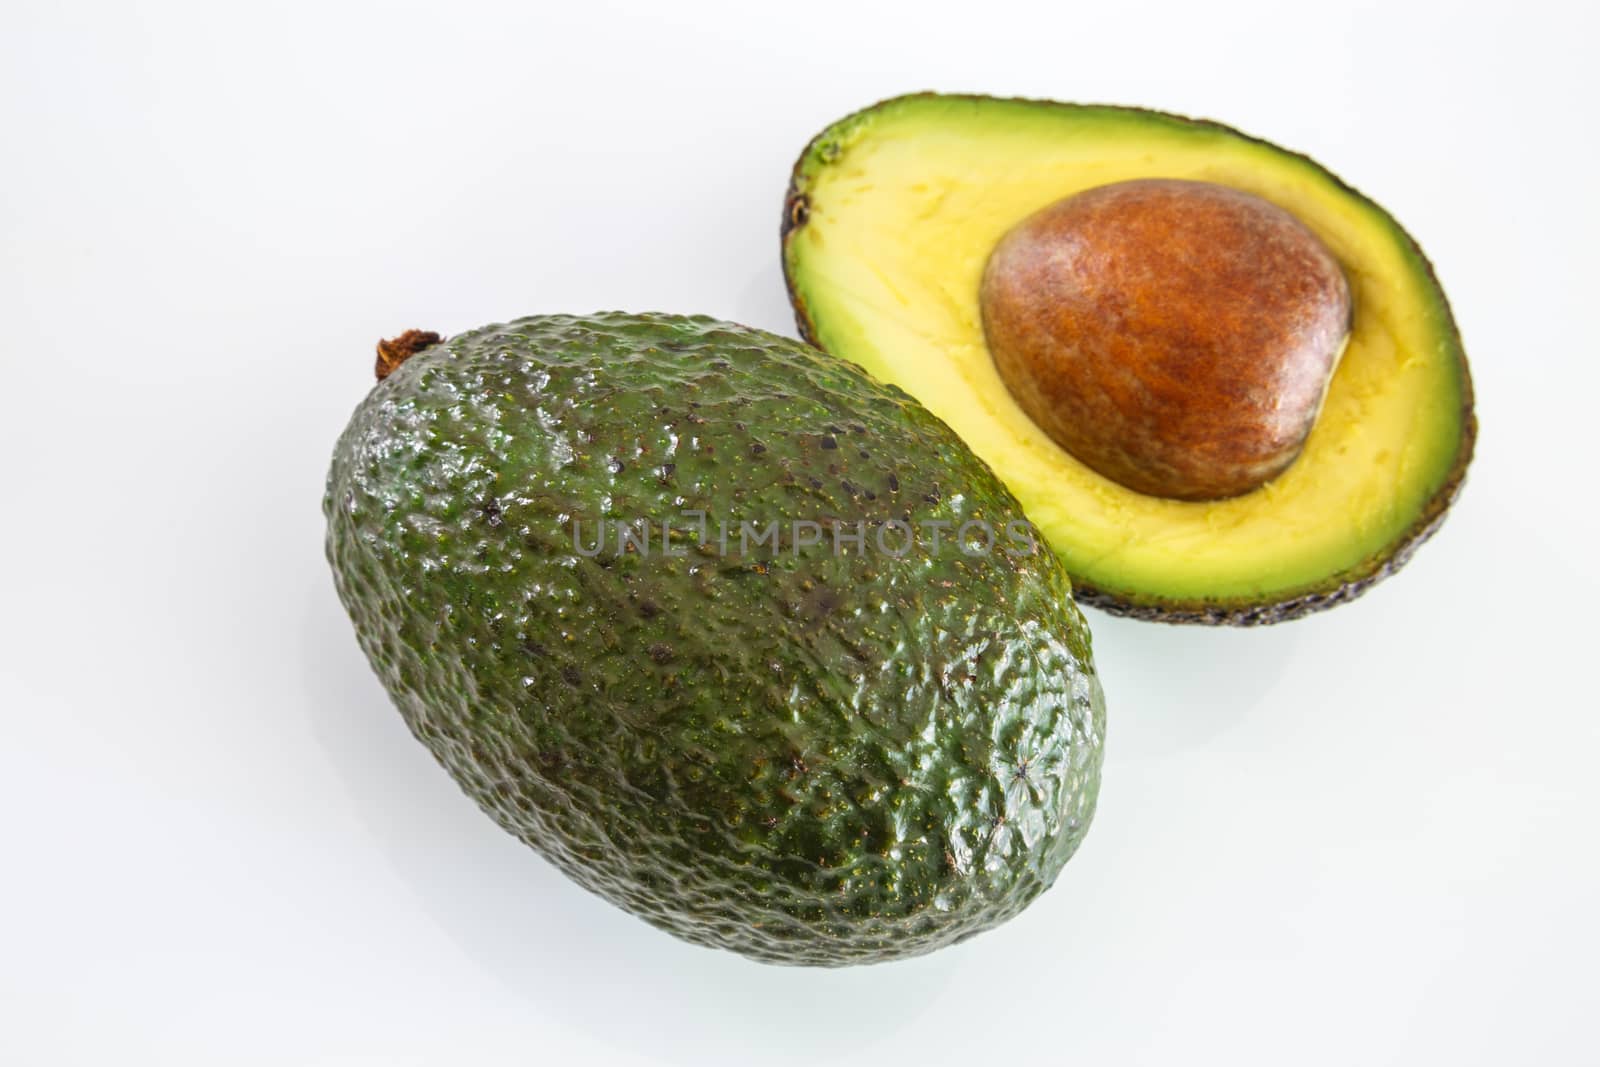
[{"x1": 782, "y1": 93, "x2": 1475, "y2": 624}]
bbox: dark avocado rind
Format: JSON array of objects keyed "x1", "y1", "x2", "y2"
[
  {"x1": 325, "y1": 312, "x2": 1105, "y2": 965},
  {"x1": 781, "y1": 93, "x2": 1477, "y2": 626}
]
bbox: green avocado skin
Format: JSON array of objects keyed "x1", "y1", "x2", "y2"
[{"x1": 324, "y1": 312, "x2": 1104, "y2": 965}]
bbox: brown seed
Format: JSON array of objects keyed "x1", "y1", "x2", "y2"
[{"x1": 980, "y1": 179, "x2": 1351, "y2": 500}]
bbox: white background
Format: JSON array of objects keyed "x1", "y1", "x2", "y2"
[{"x1": 3, "y1": 2, "x2": 1596, "y2": 1064}]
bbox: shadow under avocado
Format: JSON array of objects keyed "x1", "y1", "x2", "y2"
[{"x1": 1085, "y1": 608, "x2": 1307, "y2": 761}]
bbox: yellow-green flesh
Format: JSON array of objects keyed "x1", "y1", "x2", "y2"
[{"x1": 785, "y1": 95, "x2": 1470, "y2": 605}]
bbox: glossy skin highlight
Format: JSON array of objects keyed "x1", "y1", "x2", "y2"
[{"x1": 981, "y1": 179, "x2": 1352, "y2": 501}]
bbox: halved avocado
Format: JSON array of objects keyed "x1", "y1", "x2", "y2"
[{"x1": 782, "y1": 93, "x2": 1475, "y2": 624}]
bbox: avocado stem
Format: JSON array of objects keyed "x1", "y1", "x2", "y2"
[{"x1": 375, "y1": 329, "x2": 442, "y2": 381}]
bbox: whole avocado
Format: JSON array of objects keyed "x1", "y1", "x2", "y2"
[{"x1": 325, "y1": 312, "x2": 1105, "y2": 965}]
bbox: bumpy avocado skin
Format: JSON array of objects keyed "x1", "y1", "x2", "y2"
[{"x1": 324, "y1": 313, "x2": 1104, "y2": 965}]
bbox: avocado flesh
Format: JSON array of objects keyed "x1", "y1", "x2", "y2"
[
  {"x1": 782, "y1": 94, "x2": 1476, "y2": 623},
  {"x1": 325, "y1": 313, "x2": 1104, "y2": 965}
]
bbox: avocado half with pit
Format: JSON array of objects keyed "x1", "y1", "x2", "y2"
[{"x1": 781, "y1": 93, "x2": 1476, "y2": 624}]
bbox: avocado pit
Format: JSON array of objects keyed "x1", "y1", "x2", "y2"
[{"x1": 980, "y1": 178, "x2": 1351, "y2": 501}]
